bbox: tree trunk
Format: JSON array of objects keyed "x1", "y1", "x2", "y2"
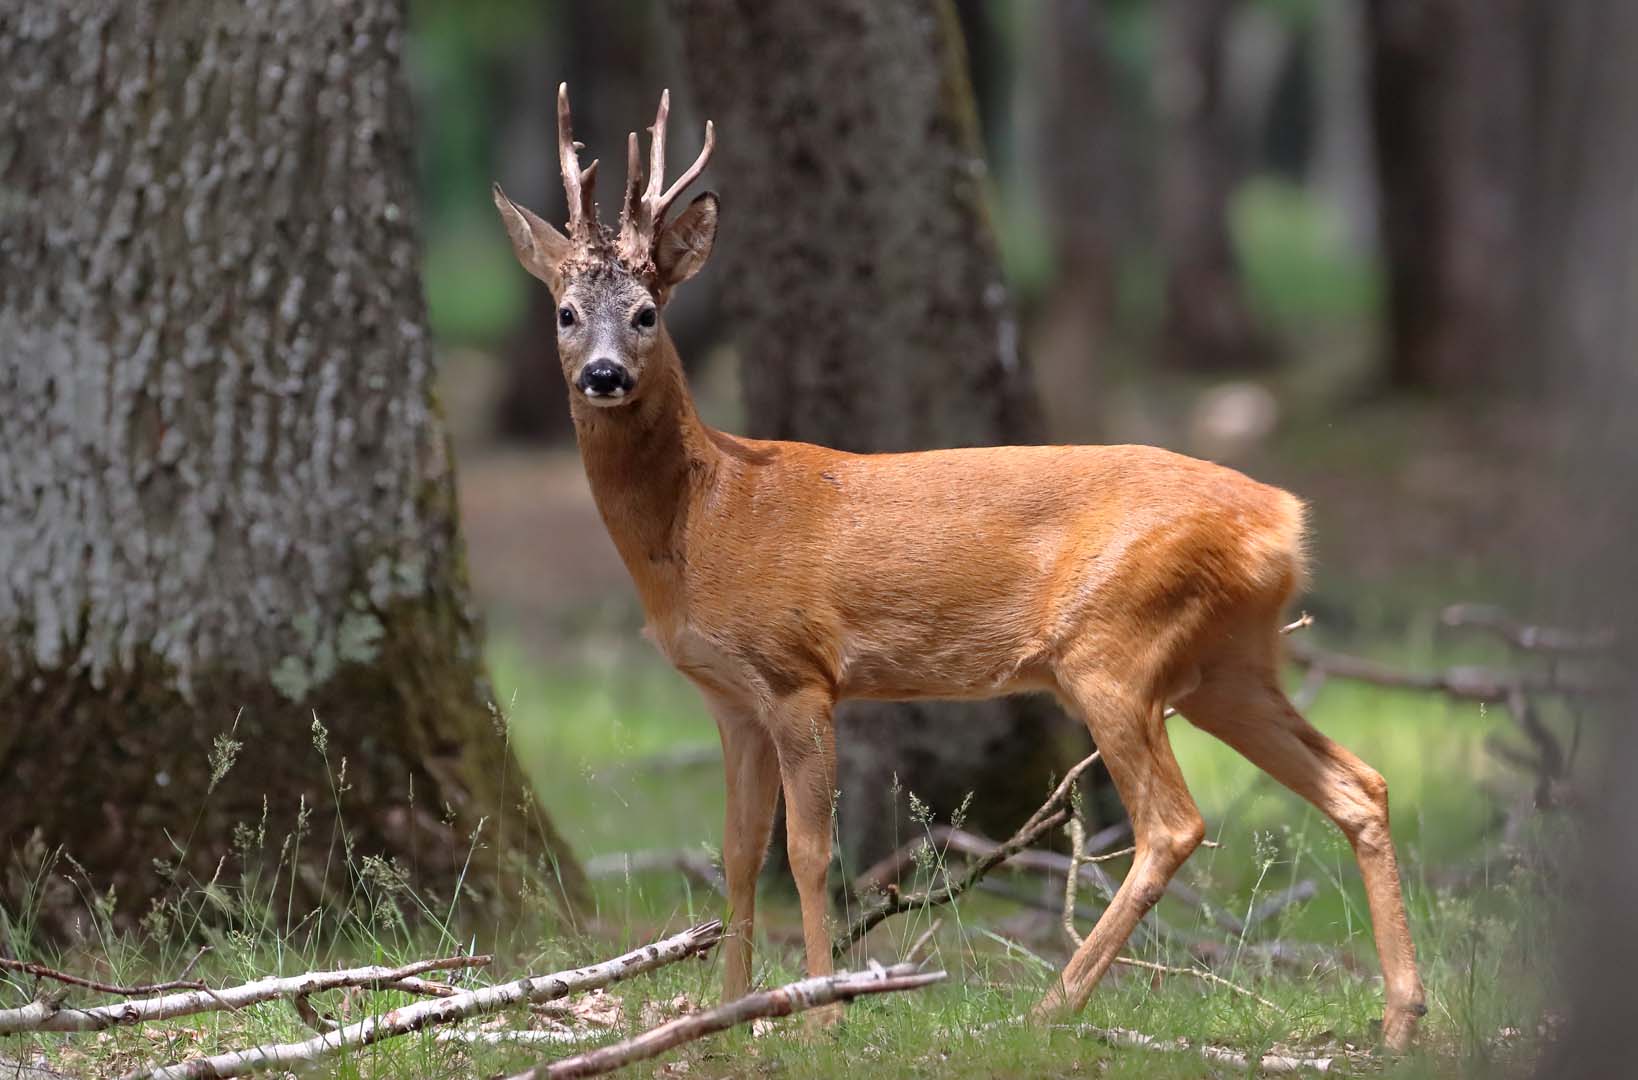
[
  {"x1": 1365, "y1": 0, "x2": 1533, "y2": 393},
  {"x1": 1157, "y1": 0, "x2": 1272, "y2": 372},
  {"x1": 0, "y1": 0, "x2": 586, "y2": 934},
  {"x1": 668, "y1": 0, "x2": 1103, "y2": 874},
  {"x1": 1030, "y1": 0, "x2": 1123, "y2": 442},
  {"x1": 1518, "y1": 5, "x2": 1638, "y2": 1072}
]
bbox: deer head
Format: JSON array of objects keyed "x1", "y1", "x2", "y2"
[{"x1": 493, "y1": 85, "x2": 718, "y2": 408}]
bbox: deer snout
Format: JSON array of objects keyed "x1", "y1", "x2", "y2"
[{"x1": 577, "y1": 358, "x2": 635, "y2": 401}]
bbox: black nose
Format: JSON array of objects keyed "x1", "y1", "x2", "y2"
[{"x1": 577, "y1": 359, "x2": 634, "y2": 397}]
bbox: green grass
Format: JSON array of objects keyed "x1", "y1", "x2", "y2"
[
  {"x1": 3, "y1": 633, "x2": 1563, "y2": 1077},
  {"x1": 482, "y1": 632, "x2": 1558, "y2": 1077}
]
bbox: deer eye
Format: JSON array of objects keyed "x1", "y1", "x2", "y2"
[
  {"x1": 634, "y1": 306, "x2": 657, "y2": 329},
  {"x1": 558, "y1": 306, "x2": 576, "y2": 328}
]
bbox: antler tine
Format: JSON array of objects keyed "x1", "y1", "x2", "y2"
[
  {"x1": 616, "y1": 89, "x2": 715, "y2": 267},
  {"x1": 621, "y1": 131, "x2": 642, "y2": 233},
  {"x1": 557, "y1": 83, "x2": 598, "y2": 239},
  {"x1": 656, "y1": 119, "x2": 714, "y2": 214},
  {"x1": 645, "y1": 89, "x2": 671, "y2": 204}
]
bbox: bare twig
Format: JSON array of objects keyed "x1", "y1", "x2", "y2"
[
  {"x1": 0, "y1": 957, "x2": 206, "y2": 997},
  {"x1": 853, "y1": 816, "x2": 1223, "y2": 954},
  {"x1": 1061, "y1": 817, "x2": 1089, "y2": 947},
  {"x1": 905, "y1": 919, "x2": 944, "y2": 964},
  {"x1": 1281, "y1": 612, "x2": 1315, "y2": 636},
  {"x1": 1440, "y1": 603, "x2": 1614, "y2": 654},
  {"x1": 118, "y1": 923, "x2": 722, "y2": 1080},
  {"x1": 1052, "y1": 1023, "x2": 1333, "y2": 1073},
  {"x1": 288, "y1": 994, "x2": 336, "y2": 1034},
  {"x1": 1285, "y1": 640, "x2": 1606, "y2": 702},
  {"x1": 504, "y1": 964, "x2": 946, "y2": 1080},
  {"x1": 1109, "y1": 957, "x2": 1284, "y2": 1013},
  {"x1": 0, "y1": 954, "x2": 489, "y2": 1035},
  {"x1": 174, "y1": 948, "x2": 212, "y2": 983},
  {"x1": 835, "y1": 753, "x2": 1101, "y2": 956}
]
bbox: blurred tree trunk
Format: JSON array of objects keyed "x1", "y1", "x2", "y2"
[
  {"x1": 1032, "y1": 0, "x2": 1122, "y2": 441},
  {"x1": 669, "y1": 0, "x2": 1103, "y2": 874},
  {"x1": 1521, "y1": 3, "x2": 1638, "y2": 1072},
  {"x1": 0, "y1": 0, "x2": 586, "y2": 934},
  {"x1": 1310, "y1": 0, "x2": 1378, "y2": 254},
  {"x1": 1366, "y1": 0, "x2": 1532, "y2": 393},
  {"x1": 1157, "y1": 0, "x2": 1271, "y2": 372}
]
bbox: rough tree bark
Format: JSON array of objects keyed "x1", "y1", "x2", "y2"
[
  {"x1": 1519, "y1": 6, "x2": 1638, "y2": 1073},
  {"x1": 1157, "y1": 0, "x2": 1271, "y2": 373},
  {"x1": 1365, "y1": 0, "x2": 1533, "y2": 393},
  {"x1": 0, "y1": 0, "x2": 586, "y2": 933},
  {"x1": 668, "y1": 0, "x2": 1100, "y2": 873}
]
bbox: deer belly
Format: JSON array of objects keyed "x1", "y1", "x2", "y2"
[{"x1": 836, "y1": 628, "x2": 1056, "y2": 702}]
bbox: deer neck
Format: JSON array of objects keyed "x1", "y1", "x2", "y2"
[{"x1": 572, "y1": 331, "x2": 719, "y2": 611}]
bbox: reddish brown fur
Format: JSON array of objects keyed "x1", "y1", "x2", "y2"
[{"x1": 495, "y1": 86, "x2": 1426, "y2": 1050}]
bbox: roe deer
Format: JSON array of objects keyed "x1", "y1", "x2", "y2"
[{"x1": 494, "y1": 85, "x2": 1426, "y2": 1049}]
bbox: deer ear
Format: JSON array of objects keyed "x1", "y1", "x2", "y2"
[
  {"x1": 655, "y1": 192, "x2": 718, "y2": 290},
  {"x1": 493, "y1": 183, "x2": 572, "y2": 292}
]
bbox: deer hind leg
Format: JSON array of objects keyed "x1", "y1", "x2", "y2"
[
  {"x1": 704, "y1": 692, "x2": 782, "y2": 1002},
  {"x1": 1178, "y1": 660, "x2": 1427, "y2": 1049},
  {"x1": 1036, "y1": 671, "x2": 1206, "y2": 1016},
  {"x1": 768, "y1": 686, "x2": 841, "y2": 1026}
]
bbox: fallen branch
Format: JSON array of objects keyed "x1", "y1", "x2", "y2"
[
  {"x1": 0, "y1": 957, "x2": 206, "y2": 997},
  {"x1": 1055, "y1": 1023, "x2": 1333, "y2": 1073},
  {"x1": 117, "y1": 922, "x2": 722, "y2": 1080},
  {"x1": 834, "y1": 753, "x2": 1102, "y2": 956},
  {"x1": 1285, "y1": 640, "x2": 1605, "y2": 703},
  {"x1": 434, "y1": 1029, "x2": 594, "y2": 1046},
  {"x1": 504, "y1": 963, "x2": 947, "y2": 1080},
  {"x1": 1439, "y1": 603, "x2": 1614, "y2": 654},
  {"x1": 0, "y1": 954, "x2": 489, "y2": 1036}
]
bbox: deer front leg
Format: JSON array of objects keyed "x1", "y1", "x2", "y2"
[
  {"x1": 707, "y1": 692, "x2": 782, "y2": 1002},
  {"x1": 770, "y1": 687, "x2": 840, "y2": 1026}
]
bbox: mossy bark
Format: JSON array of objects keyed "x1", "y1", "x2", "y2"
[
  {"x1": 0, "y1": 0, "x2": 586, "y2": 935},
  {"x1": 670, "y1": 0, "x2": 1110, "y2": 871}
]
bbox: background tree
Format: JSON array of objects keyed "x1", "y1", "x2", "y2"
[
  {"x1": 668, "y1": 0, "x2": 1105, "y2": 872},
  {"x1": 1366, "y1": 0, "x2": 1533, "y2": 393},
  {"x1": 1517, "y1": 3, "x2": 1638, "y2": 1070},
  {"x1": 1029, "y1": 0, "x2": 1128, "y2": 442},
  {"x1": 1157, "y1": 0, "x2": 1271, "y2": 372},
  {"x1": 0, "y1": 0, "x2": 585, "y2": 930}
]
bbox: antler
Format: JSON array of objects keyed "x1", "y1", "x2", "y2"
[
  {"x1": 617, "y1": 89, "x2": 715, "y2": 267},
  {"x1": 557, "y1": 83, "x2": 599, "y2": 243}
]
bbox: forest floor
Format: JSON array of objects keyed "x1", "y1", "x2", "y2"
[{"x1": 2, "y1": 639, "x2": 1568, "y2": 1078}]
